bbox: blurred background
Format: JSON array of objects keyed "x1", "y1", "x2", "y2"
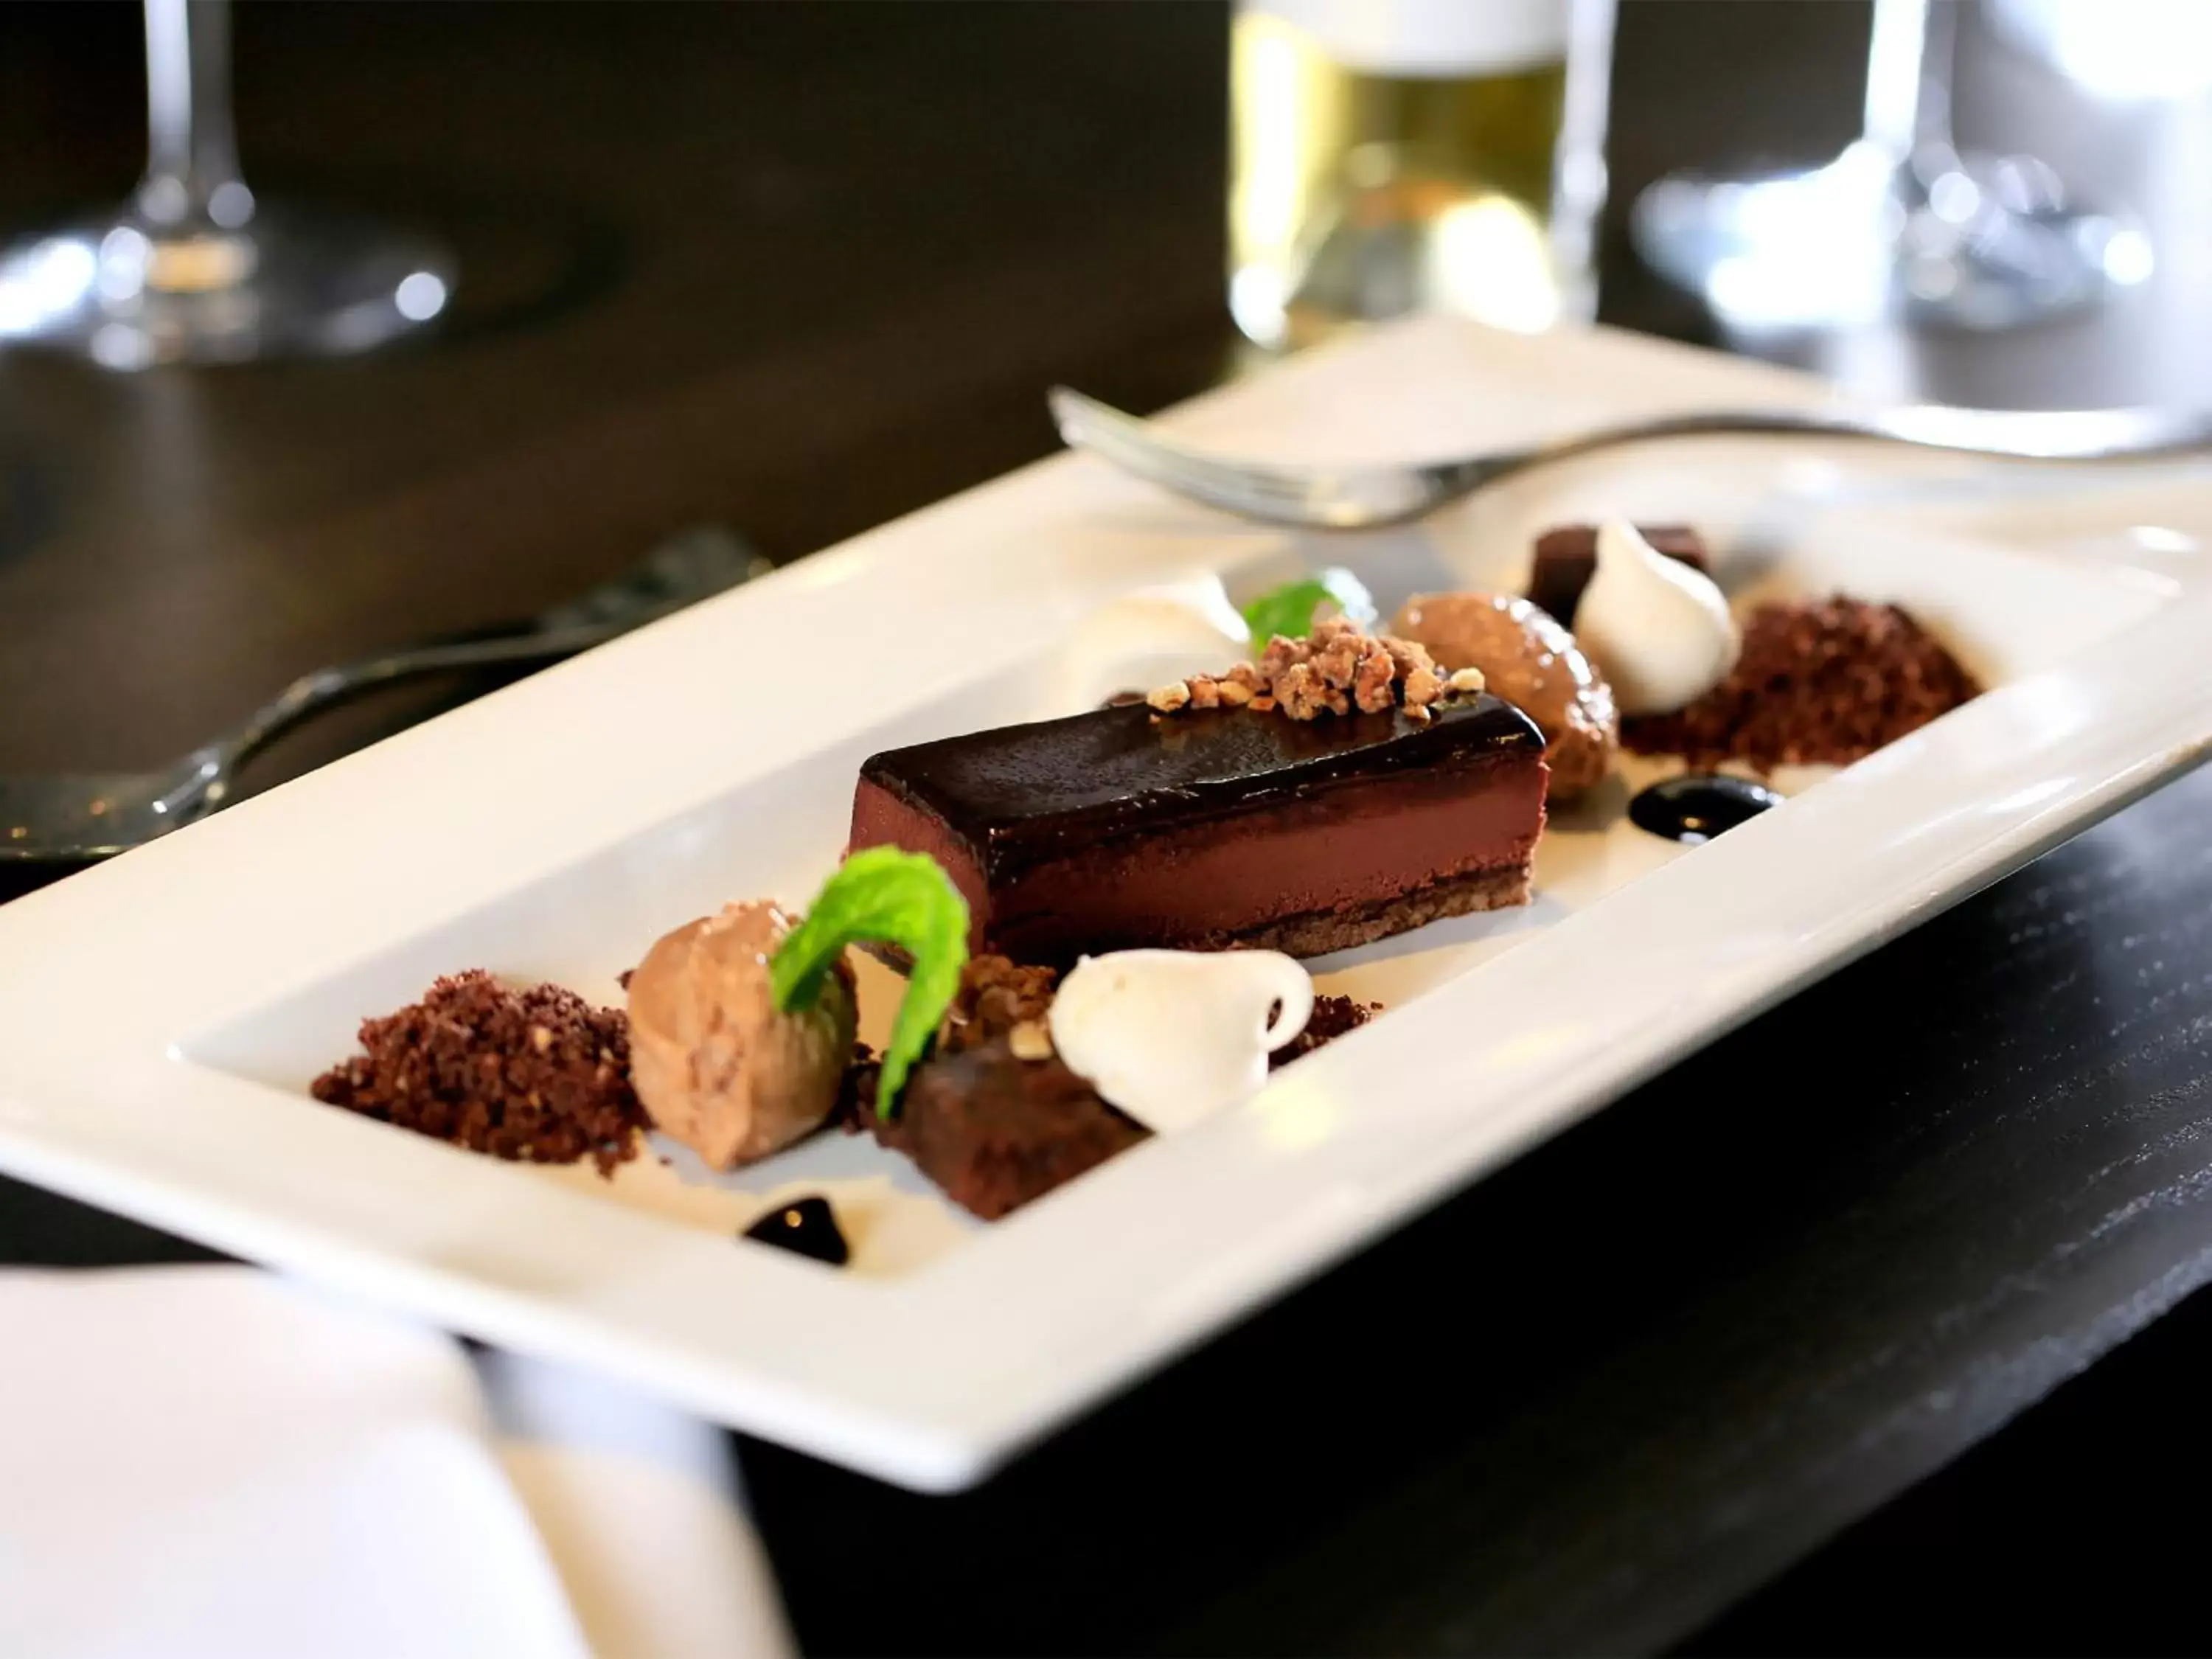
[{"x1": 4, "y1": 1, "x2": 2209, "y2": 800}]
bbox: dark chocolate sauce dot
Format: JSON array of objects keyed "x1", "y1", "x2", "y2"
[
  {"x1": 742, "y1": 1194, "x2": 849, "y2": 1265},
  {"x1": 1101, "y1": 689, "x2": 1147, "y2": 709},
  {"x1": 1629, "y1": 773, "x2": 1781, "y2": 845}
]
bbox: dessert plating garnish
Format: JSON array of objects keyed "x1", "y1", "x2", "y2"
[
  {"x1": 942, "y1": 954, "x2": 1060, "y2": 1054},
  {"x1": 772, "y1": 846, "x2": 971, "y2": 1119},
  {"x1": 1239, "y1": 567, "x2": 1377, "y2": 643},
  {"x1": 1047, "y1": 949, "x2": 1314, "y2": 1133},
  {"x1": 1628, "y1": 774, "x2": 1781, "y2": 844},
  {"x1": 1149, "y1": 616, "x2": 1467, "y2": 723},
  {"x1": 1391, "y1": 591, "x2": 1618, "y2": 801},
  {"x1": 1573, "y1": 521, "x2": 1741, "y2": 717},
  {"x1": 1060, "y1": 577, "x2": 1250, "y2": 714},
  {"x1": 1272, "y1": 993, "x2": 1379, "y2": 1066},
  {"x1": 1528, "y1": 524, "x2": 1708, "y2": 628},
  {"x1": 743, "y1": 1194, "x2": 851, "y2": 1265},
  {"x1": 840, "y1": 959, "x2": 1378, "y2": 1220},
  {"x1": 628, "y1": 901, "x2": 856, "y2": 1169},
  {"x1": 1622, "y1": 597, "x2": 1981, "y2": 771},
  {"x1": 312, "y1": 972, "x2": 643, "y2": 1173}
]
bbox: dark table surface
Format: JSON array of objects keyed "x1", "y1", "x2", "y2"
[{"x1": 6, "y1": 4, "x2": 2212, "y2": 1653}]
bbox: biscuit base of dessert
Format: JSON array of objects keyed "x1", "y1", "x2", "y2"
[{"x1": 1171, "y1": 858, "x2": 1534, "y2": 959}]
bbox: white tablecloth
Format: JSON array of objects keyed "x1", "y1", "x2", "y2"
[{"x1": 0, "y1": 1267, "x2": 793, "y2": 1659}]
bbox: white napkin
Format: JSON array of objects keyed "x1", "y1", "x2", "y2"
[{"x1": 0, "y1": 1267, "x2": 792, "y2": 1659}]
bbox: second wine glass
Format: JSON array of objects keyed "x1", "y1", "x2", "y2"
[
  {"x1": 1630, "y1": 0, "x2": 2151, "y2": 334},
  {"x1": 0, "y1": 0, "x2": 456, "y2": 368}
]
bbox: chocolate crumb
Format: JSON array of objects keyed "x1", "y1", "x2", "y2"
[
  {"x1": 832, "y1": 1043, "x2": 885, "y2": 1131},
  {"x1": 1273, "y1": 993, "x2": 1380, "y2": 1067},
  {"x1": 310, "y1": 970, "x2": 645, "y2": 1175},
  {"x1": 1623, "y1": 596, "x2": 1980, "y2": 772}
]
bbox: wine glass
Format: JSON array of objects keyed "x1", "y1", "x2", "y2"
[
  {"x1": 1630, "y1": 0, "x2": 2152, "y2": 333},
  {"x1": 0, "y1": 0, "x2": 456, "y2": 368}
]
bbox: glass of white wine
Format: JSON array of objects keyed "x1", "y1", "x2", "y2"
[
  {"x1": 0, "y1": 0, "x2": 455, "y2": 368},
  {"x1": 1229, "y1": 0, "x2": 1617, "y2": 350}
]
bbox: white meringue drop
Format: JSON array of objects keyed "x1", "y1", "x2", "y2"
[
  {"x1": 1047, "y1": 949, "x2": 1314, "y2": 1133},
  {"x1": 1573, "y1": 521, "x2": 1741, "y2": 716},
  {"x1": 1054, "y1": 577, "x2": 1250, "y2": 715}
]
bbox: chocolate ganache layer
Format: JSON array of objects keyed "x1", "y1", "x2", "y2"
[{"x1": 849, "y1": 696, "x2": 1548, "y2": 967}]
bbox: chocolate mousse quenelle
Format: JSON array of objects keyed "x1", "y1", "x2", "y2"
[
  {"x1": 627, "y1": 846, "x2": 975, "y2": 1167},
  {"x1": 625, "y1": 901, "x2": 858, "y2": 1168},
  {"x1": 1392, "y1": 521, "x2": 1743, "y2": 800},
  {"x1": 1388, "y1": 592, "x2": 1618, "y2": 800}
]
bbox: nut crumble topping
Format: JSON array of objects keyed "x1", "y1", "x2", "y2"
[
  {"x1": 1151, "y1": 616, "x2": 1481, "y2": 723},
  {"x1": 942, "y1": 954, "x2": 1060, "y2": 1054},
  {"x1": 1144, "y1": 681, "x2": 1190, "y2": 714},
  {"x1": 1007, "y1": 1019, "x2": 1054, "y2": 1061}
]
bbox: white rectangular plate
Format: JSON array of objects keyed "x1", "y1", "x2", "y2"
[{"x1": 1, "y1": 318, "x2": 2208, "y2": 1490}]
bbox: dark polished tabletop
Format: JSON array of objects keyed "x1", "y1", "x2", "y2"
[{"x1": 5, "y1": 4, "x2": 2212, "y2": 1653}]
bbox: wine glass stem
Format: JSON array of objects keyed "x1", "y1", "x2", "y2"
[
  {"x1": 1860, "y1": 0, "x2": 1961, "y2": 165},
  {"x1": 139, "y1": 0, "x2": 248, "y2": 227}
]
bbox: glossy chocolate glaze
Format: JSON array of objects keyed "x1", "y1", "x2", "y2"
[{"x1": 855, "y1": 696, "x2": 1545, "y2": 885}]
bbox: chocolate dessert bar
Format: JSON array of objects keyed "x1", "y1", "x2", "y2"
[
  {"x1": 849, "y1": 697, "x2": 1547, "y2": 967},
  {"x1": 1529, "y1": 524, "x2": 1707, "y2": 627}
]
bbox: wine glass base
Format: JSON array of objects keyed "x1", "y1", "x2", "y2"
[
  {"x1": 1630, "y1": 144, "x2": 2140, "y2": 335},
  {"x1": 0, "y1": 201, "x2": 454, "y2": 368}
]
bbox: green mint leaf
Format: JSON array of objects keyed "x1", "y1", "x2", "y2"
[
  {"x1": 1240, "y1": 578, "x2": 1335, "y2": 644},
  {"x1": 771, "y1": 846, "x2": 970, "y2": 1119},
  {"x1": 1239, "y1": 568, "x2": 1378, "y2": 644}
]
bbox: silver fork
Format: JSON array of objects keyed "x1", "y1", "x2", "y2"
[
  {"x1": 1, "y1": 525, "x2": 772, "y2": 863},
  {"x1": 1048, "y1": 386, "x2": 2212, "y2": 530}
]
